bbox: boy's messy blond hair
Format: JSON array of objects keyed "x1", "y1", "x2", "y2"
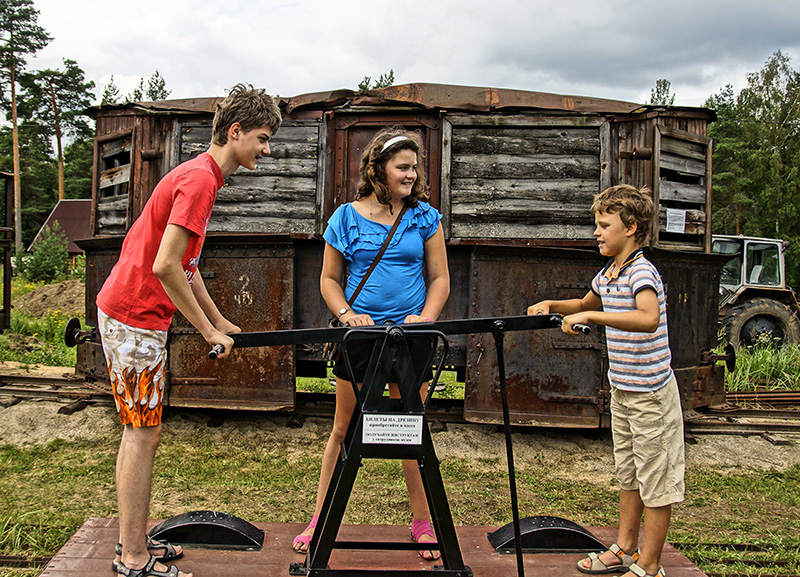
[
  {"x1": 591, "y1": 184, "x2": 655, "y2": 245},
  {"x1": 212, "y1": 83, "x2": 282, "y2": 145}
]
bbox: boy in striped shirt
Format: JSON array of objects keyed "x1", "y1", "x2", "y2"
[{"x1": 527, "y1": 184, "x2": 684, "y2": 577}]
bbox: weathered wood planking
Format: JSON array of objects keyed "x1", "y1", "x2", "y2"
[
  {"x1": 660, "y1": 136, "x2": 706, "y2": 161},
  {"x1": 449, "y1": 125, "x2": 601, "y2": 239},
  {"x1": 660, "y1": 151, "x2": 705, "y2": 177},
  {"x1": 659, "y1": 181, "x2": 706, "y2": 204},
  {"x1": 97, "y1": 191, "x2": 128, "y2": 235},
  {"x1": 100, "y1": 138, "x2": 132, "y2": 159},
  {"x1": 652, "y1": 124, "x2": 711, "y2": 251},
  {"x1": 453, "y1": 221, "x2": 595, "y2": 239},
  {"x1": 452, "y1": 179, "x2": 599, "y2": 202},
  {"x1": 205, "y1": 120, "x2": 321, "y2": 235},
  {"x1": 99, "y1": 165, "x2": 130, "y2": 190}
]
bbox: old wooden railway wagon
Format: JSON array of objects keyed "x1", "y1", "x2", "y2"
[{"x1": 76, "y1": 83, "x2": 724, "y2": 428}]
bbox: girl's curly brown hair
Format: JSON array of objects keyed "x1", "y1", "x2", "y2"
[{"x1": 355, "y1": 126, "x2": 429, "y2": 212}]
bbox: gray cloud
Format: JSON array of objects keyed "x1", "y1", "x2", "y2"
[{"x1": 29, "y1": 0, "x2": 800, "y2": 107}]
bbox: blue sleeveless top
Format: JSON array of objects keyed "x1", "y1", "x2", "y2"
[{"x1": 323, "y1": 202, "x2": 442, "y2": 324}]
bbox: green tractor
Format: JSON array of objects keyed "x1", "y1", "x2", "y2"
[{"x1": 713, "y1": 235, "x2": 800, "y2": 348}]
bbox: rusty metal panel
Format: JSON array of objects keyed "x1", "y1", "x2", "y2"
[
  {"x1": 168, "y1": 239, "x2": 295, "y2": 411},
  {"x1": 1, "y1": 173, "x2": 12, "y2": 333},
  {"x1": 647, "y1": 249, "x2": 727, "y2": 408},
  {"x1": 76, "y1": 342, "x2": 110, "y2": 382},
  {"x1": 464, "y1": 246, "x2": 606, "y2": 428},
  {"x1": 74, "y1": 238, "x2": 124, "y2": 379},
  {"x1": 283, "y1": 83, "x2": 652, "y2": 116}
]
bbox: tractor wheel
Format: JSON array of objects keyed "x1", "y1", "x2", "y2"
[{"x1": 720, "y1": 298, "x2": 800, "y2": 349}]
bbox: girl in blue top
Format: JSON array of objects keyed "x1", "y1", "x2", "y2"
[{"x1": 292, "y1": 127, "x2": 450, "y2": 560}]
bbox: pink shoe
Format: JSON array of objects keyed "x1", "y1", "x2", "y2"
[
  {"x1": 410, "y1": 517, "x2": 440, "y2": 560},
  {"x1": 292, "y1": 515, "x2": 319, "y2": 554}
]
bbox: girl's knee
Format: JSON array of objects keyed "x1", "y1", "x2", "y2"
[{"x1": 329, "y1": 425, "x2": 348, "y2": 444}]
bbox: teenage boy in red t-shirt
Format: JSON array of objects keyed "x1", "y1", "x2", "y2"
[{"x1": 96, "y1": 84, "x2": 281, "y2": 577}]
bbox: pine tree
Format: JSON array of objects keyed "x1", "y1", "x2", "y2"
[
  {"x1": 650, "y1": 79, "x2": 676, "y2": 106},
  {"x1": 0, "y1": 0, "x2": 52, "y2": 256},
  {"x1": 101, "y1": 75, "x2": 121, "y2": 105},
  {"x1": 19, "y1": 58, "x2": 95, "y2": 199},
  {"x1": 146, "y1": 69, "x2": 171, "y2": 100},
  {"x1": 358, "y1": 69, "x2": 395, "y2": 91},
  {"x1": 707, "y1": 51, "x2": 800, "y2": 286}
]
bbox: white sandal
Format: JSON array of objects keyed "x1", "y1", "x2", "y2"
[{"x1": 577, "y1": 543, "x2": 640, "y2": 574}]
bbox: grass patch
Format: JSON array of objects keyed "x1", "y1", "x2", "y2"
[
  {"x1": 2, "y1": 422, "x2": 799, "y2": 576},
  {"x1": 1, "y1": 276, "x2": 84, "y2": 367},
  {"x1": 725, "y1": 343, "x2": 800, "y2": 391},
  {"x1": 297, "y1": 369, "x2": 465, "y2": 399}
]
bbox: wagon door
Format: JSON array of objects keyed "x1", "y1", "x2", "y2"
[
  {"x1": 464, "y1": 247, "x2": 607, "y2": 428},
  {"x1": 167, "y1": 240, "x2": 295, "y2": 411},
  {"x1": 442, "y1": 115, "x2": 613, "y2": 428},
  {"x1": 165, "y1": 117, "x2": 318, "y2": 411}
]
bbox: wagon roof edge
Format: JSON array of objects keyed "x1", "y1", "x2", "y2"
[{"x1": 86, "y1": 82, "x2": 713, "y2": 117}]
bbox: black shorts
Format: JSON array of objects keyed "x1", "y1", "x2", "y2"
[{"x1": 332, "y1": 333, "x2": 436, "y2": 384}]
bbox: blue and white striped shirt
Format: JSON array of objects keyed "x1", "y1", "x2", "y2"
[{"x1": 591, "y1": 250, "x2": 674, "y2": 392}]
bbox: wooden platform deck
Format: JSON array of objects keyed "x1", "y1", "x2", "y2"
[{"x1": 39, "y1": 517, "x2": 707, "y2": 577}]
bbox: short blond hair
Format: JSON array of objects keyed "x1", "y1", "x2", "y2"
[
  {"x1": 212, "y1": 83, "x2": 281, "y2": 145},
  {"x1": 591, "y1": 184, "x2": 655, "y2": 244}
]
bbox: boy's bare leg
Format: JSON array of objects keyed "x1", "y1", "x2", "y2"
[
  {"x1": 580, "y1": 489, "x2": 643, "y2": 569},
  {"x1": 116, "y1": 425, "x2": 192, "y2": 577},
  {"x1": 636, "y1": 504, "x2": 671, "y2": 575}
]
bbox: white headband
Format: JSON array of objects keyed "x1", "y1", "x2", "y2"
[{"x1": 381, "y1": 135, "x2": 411, "y2": 153}]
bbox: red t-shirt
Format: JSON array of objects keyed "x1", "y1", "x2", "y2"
[{"x1": 96, "y1": 153, "x2": 224, "y2": 330}]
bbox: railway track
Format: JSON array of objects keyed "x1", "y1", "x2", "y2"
[{"x1": 1, "y1": 372, "x2": 799, "y2": 434}]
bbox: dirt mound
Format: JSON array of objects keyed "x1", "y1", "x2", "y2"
[{"x1": 12, "y1": 279, "x2": 85, "y2": 318}]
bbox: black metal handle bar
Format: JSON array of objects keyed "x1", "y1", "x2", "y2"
[{"x1": 208, "y1": 314, "x2": 591, "y2": 357}]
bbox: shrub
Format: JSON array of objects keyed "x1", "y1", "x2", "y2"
[{"x1": 25, "y1": 222, "x2": 69, "y2": 283}]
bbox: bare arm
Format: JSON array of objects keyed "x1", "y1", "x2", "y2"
[
  {"x1": 319, "y1": 243, "x2": 374, "y2": 326},
  {"x1": 152, "y1": 224, "x2": 235, "y2": 356},
  {"x1": 562, "y1": 287, "x2": 660, "y2": 334},
  {"x1": 528, "y1": 291, "x2": 602, "y2": 317},
  {"x1": 406, "y1": 223, "x2": 449, "y2": 323},
  {"x1": 190, "y1": 271, "x2": 241, "y2": 335}
]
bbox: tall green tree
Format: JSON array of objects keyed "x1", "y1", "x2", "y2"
[
  {"x1": 706, "y1": 84, "x2": 750, "y2": 235},
  {"x1": 62, "y1": 137, "x2": 93, "y2": 199},
  {"x1": 650, "y1": 78, "x2": 676, "y2": 106},
  {"x1": 358, "y1": 69, "x2": 395, "y2": 91},
  {"x1": 0, "y1": 0, "x2": 51, "y2": 255},
  {"x1": 19, "y1": 58, "x2": 95, "y2": 200},
  {"x1": 0, "y1": 124, "x2": 57, "y2": 248},
  {"x1": 101, "y1": 74, "x2": 121, "y2": 105},
  {"x1": 127, "y1": 69, "x2": 171, "y2": 102},
  {"x1": 707, "y1": 51, "x2": 800, "y2": 286}
]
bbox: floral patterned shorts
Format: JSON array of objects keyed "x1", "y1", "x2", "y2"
[{"x1": 97, "y1": 308, "x2": 168, "y2": 428}]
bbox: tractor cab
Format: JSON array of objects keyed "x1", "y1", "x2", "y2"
[
  {"x1": 712, "y1": 236, "x2": 785, "y2": 305},
  {"x1": 712, "y1": 235, "x2": 800, "y2": 348}
]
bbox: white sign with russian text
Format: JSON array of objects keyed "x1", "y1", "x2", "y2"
[
  {"x1": 363, "y1": 414, "x2": 423, "y2": 445},
  {"x1": 665, "y1": 208, "x2": 687, "y2": 233}
]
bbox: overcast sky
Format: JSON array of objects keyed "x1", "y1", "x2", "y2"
[{"x1": 27, "y1": 0, "x2": 800, "y2": 108}]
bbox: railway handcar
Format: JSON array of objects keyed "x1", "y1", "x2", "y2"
[{"x1": 74, "y1": 83, "x2": 725, "y2": 427}]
